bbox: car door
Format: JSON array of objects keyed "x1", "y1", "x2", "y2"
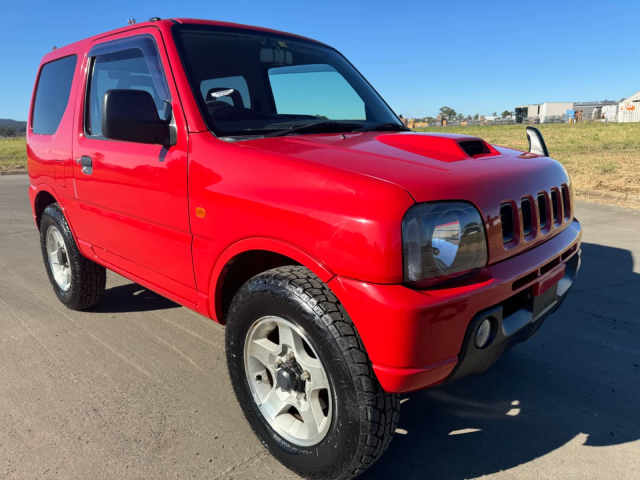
[{"x1": 73, "y1": 30, "x2": 195, "y2": 292}]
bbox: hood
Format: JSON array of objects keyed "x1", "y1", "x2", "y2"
[
  {"x1": 240, "y1": 131, "x2": 569, "y2": 203},
  {"x1": 240, "y1": 131, "x2": 572, "y2": 263}
]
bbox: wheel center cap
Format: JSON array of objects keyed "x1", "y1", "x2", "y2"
[
  {"x1": 275, "y1": 361, "x2": 304, "y2": 393},
  {"x1": 57, "y1": 249, "x2": 68, "y2": 267}
]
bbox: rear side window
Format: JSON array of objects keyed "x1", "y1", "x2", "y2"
[{"x1": 31, "y1": 55, "x2": 77, "y2": 135}]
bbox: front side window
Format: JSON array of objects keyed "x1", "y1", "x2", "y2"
[
  {"x1": 173, "y1": 25, "x2": 403, "y2": 138},
  {"x1": 85, "y1": 36, "x2": 171, "y2": 137},
  {"x1": 32, "y1": 55, "x2": 77, "y2": 135}
]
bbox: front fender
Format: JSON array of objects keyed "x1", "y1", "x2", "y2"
[{"x1": 208, "y1": 236, "x2": 335, "y2": 322}]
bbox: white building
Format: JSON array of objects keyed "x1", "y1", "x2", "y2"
[
  {"x1": 527, "y1": 104, "x2": 541, "y2": 121},
  {"x1": 601, "y1": 104, "x2": 618, "y2": 122},
  {"x1": 539, "y1": 102, "x2": 574, "y2": 123},
  {"x1": 617, "y1": 91, "x2": 640, "y2": 122},
  {"x1": 521, "y1": 102, "x2": 574, "y2": 123}
]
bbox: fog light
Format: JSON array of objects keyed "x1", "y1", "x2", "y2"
[{"x1": 475, "y1": 318, "x2": 492, "y2": 349}]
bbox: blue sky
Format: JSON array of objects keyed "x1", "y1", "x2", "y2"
[{"x1": 2, "y1": 0, "x2": 638, "y2": 120}]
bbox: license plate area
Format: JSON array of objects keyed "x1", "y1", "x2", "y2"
[
  {"x1": 531, "y1": 265, "x2": 565, "y2": 318},
  {"x1": 532, "y1": 283, "x2": 558, "y2": 318}
]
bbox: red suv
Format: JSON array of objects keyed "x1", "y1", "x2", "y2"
[{"x1": 27, "y1": 18, "x2": 581, "y2": 479}]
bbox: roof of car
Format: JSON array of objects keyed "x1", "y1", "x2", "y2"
[
  {"x1": 40, "y1": 18, "x2": 324, "y2": 64},
  {"x1": 172, "y1": 18, "x2": 323, "y2": 44}
]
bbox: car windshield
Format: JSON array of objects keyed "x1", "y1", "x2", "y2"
[{"x1": 172, "y1": 24, "x2": 404, "y2": 138}]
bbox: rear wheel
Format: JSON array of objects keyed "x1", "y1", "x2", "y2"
[
  {"x1": 225, "y1": 266, "x2": 399, "y2": 480},
  {"x1": 39, "y1": 203, "x2": 106, "y2": 310}
]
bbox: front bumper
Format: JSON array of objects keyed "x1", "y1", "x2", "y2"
[{"x1": 328, "y1": 219, "x2": 582, "y2": 393}]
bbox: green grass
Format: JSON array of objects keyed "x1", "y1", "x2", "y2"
[{"x1": 0, "y1": 137, "x2": 27, "y2": 171}]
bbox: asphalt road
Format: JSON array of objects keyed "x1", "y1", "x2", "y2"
[{"x1": 1, "y1": 174, "x2": 639, "y2": 480}]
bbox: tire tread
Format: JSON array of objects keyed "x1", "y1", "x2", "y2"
[{"x1": 234, "y1": 265, "x2": 399, "y2": 479}]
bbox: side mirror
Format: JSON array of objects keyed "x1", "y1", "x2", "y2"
[
  {"x1": 102, "y1": 89, "x2": 172, "y2": 146},
  {"x1": 526, "y1": 126, "x2": 549, "y2": 156}
]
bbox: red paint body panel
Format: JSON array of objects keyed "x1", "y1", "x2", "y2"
[
  {"x1": 187, "y1": 131, "x2": 414, "y2": 291},
  {"x1": 377, "y1": 133, "x2": 500, "y2": 162},
  {"x1": 71, "y1": 27, "x2": 195, "y2": 290},
  {"x1": 27, "y1": 18, "x2": 581, "y2": 394},
  {"x1": 330, "y1": 220, "x2": 581, "y2": 392},
  {"x1": 237, "y1": 131, "x2": 573, "y2": 266}
]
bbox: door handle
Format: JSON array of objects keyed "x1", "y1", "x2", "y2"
[{"x1": 77, "y1": 156, "x2": 93, "y2": 175}]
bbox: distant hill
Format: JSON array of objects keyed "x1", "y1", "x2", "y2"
[{"x1": 0, "y1": 119, "x2": 27, "y2": 136}]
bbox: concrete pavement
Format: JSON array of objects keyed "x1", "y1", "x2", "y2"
[{"x1": 1, "y1": 175, "x2": 639, "y2": 479}]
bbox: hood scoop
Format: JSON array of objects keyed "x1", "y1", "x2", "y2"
[{"x1": 377, "y1": 133, "x2": 499, "y2": 162}]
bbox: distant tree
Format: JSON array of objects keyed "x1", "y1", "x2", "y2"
[
  {"x1": 439, "y1": 106, "x2": 457, "y2": 121},
  {"x1": 456, "y1": 113, "x2": 465, "y2": 121},
  {"x1": 492, "y1": 112, "x2": 498, "y2": 117},
  {"x1": 473, "y1": 113, "x2": 479, "y2": 120},
  {"x1": 501, "y1": 110, "x2": 511, "y2": 118}
]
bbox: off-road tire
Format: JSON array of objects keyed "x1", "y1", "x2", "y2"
[
  {"x1": 225, "y1": 265, "x2": 399, "y2": 480},
  {"x1": 39, "y1": 203, "x2": 106, "y2": 310}
]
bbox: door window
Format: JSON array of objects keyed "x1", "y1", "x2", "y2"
[{"x1": 85, "y1": 36, "x2": 171, "y2": 137}]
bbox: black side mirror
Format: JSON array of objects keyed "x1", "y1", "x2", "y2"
[
  {"x1": 102, "y1": 89, "x2": 172, "y2": 146},
  {"x1": 526, "y1": 126, "x2": 549, "y2": 156}
]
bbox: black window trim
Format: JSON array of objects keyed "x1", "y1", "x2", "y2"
[
  {"x1": 83, "y1": 33, "x2": 172, "y2": 140},
  {"x1": 30, "y1": 54, "x2": 78, "y2": 136}
]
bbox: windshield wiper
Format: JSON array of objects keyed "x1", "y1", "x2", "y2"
[
  {"x1": 355, "y1": 122, "x2": 409, "y2": 132},
  {"x1": 260, "y1": 120, "x2": 365, "y2": 138},
  {"x1": 223, "y1": 120, "x2": 409, "y2": 139}
]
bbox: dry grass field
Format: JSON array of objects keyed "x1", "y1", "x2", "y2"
[
  {"x1": 0, "y1": 137, "x2": 27, "y2": 173},
  {"x1": 417, "y1": 122, "x2": 640, "y2": 208},
  {"x1": 2, "y1": 123, "x2": 640, "y2": 207}
]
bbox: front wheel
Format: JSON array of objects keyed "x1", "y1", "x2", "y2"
[{"x1": 225, "y1": 266, "x2": 399, "y2": 480}]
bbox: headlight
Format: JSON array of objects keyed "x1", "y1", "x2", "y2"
[{"x1": 402, "y1": 202, "x2": 488, "y2": 285}]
